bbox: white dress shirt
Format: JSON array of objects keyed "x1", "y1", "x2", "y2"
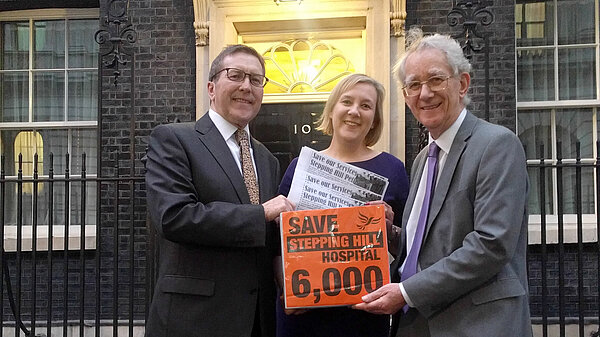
[
  {"x1": 208, "y1": 109, "x2": 258, "y2": 181},
  {"x1": 400, "y1": 108, "x2": 467, "y2": 307}
]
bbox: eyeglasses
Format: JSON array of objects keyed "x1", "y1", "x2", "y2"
[
  {"x1": 211, "y1": 68, "x2": 269, "y2": 87},
  {"x1": 402, "y1": 75, "x2": 451, "y2": 97}
]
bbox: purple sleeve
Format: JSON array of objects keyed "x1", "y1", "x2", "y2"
[
  {"x1": 387, "y1": 161, "x2": 409, "y2": 228},
  {"x1": 278, "y1": 157, "x2": 299, "y2": 197},
  {"x1": 356, "y1": 153, "x2": 409, "y2": 228}
]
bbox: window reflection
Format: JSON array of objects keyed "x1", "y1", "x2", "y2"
[
  {"x1": 555, "y1": 109, "x2": 593, "y2": 158},
  {"x1": 558, "y1": 48, "x2": 596, "y2": 101},
  {"x1": 33, "y1": 72, "x2": 65, "y2": 122},
  {"x1": 557, "y1": 0, "x2": 595, "y2": 45},
  {"x1": 518, "y1": 108, "x2": 596, "y2": 215},
  {"x1": 34, "y1": 20, "x2": 65, "y2": 69},
  {"x1": 1, "y1": 21, "x2": 29, "y2": 70},
  {"x1": 13, "y1": 131, "x2": 44, "y2": 194},
  {"x1": 68, "y1": 19, "x2": 99, "y2": 68},
  {"x1": 517, "y1": 49, "x2": 554, "y2": 101},
  {"x1": 68, "y1": 71, "x2": 98, "y2": 121},
  {"x1": 517, "y1": 109, "x2": 552, "y2": 160},
  {"x1": 71, "y1": 129, "x2": 97, "y2": 175},
  {"x1": 516, "y1": 0, "x2": 598, "y2": 215},
  {"x1": 0, "y1": 14, "x2": 98, "y2": 229},
  {"x1": 0, "y1": 72, "x2": 29, "y2": 122},
  {"x1": 527, "y1": 166, "x2": 553, "y2": 214},
  {"x1": 516, "y1": 1, "x2": 554, "y2": 47},
  {"x1": 39, "y1": 129, "x2": 68, "y2": 174}
]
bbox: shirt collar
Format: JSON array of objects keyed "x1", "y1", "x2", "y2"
[
  {"x1": 429, "y1": 108, "x2": 467, "y2": 154},
  {"x1": 208, "y1": 109, "x2": 251, "y2": 141}
]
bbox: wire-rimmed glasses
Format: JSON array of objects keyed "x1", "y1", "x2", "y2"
[
  {"x1": 212, "y1": 67, "x2": 269, "y2": 87},
  {"x1": 402, "y1": 75, "x2": 451, "y2": 97}
]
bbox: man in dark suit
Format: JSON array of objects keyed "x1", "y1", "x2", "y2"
[
  {"x1": 354, "y1": 28, "x2": 532, "y2": 337},
  {"x1": 144, "y1": 45, "x2": 295, "y2": 337}
]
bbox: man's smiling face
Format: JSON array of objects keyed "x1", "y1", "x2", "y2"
[
  {"x1": 403, "y1": 48, "x2": 470, "y2": 139},
  {"x1": 207, "y1": 52, "x2": 264, "y2": 128}
]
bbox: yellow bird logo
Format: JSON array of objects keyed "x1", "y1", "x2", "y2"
[{"x1": 357, "y1": 212, "x2": 381, "y2": 230}]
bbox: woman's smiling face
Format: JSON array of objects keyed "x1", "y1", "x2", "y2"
[{"x1": 330, "y1": 82, "x2": 378, "y2": 145}]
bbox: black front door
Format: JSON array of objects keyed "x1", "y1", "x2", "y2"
[{"x1": 250, "y1": 102, "x2": 331, "y2": 179}]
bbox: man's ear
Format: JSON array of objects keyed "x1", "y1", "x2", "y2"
[
  {"x1": 458, "y1": 72, "x2": 471, "y2": 98},
  {"x1": 207, "y1": 81, "x2": 215, "y2": 102}
]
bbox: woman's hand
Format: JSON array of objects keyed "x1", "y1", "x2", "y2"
[
  {"x1": 366, "y1": 200, "x2": 400, "y2": 256},
  {"x1": 365, "y1": 200, "x2": 394, "y2": 233},
  {"x1": 280, "y1": 292, "x2": 310, "y2": 315}
]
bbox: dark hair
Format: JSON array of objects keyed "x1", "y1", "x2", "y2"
[{"x1": 208, "y1": 44, "x2": 265, "y2": 82}]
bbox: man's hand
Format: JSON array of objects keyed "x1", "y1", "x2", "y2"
[
  {"x1": 352, "y1": 283, "x2": 405, "y2": 315},
  {"x1": 263, "y1": 195, "x2": 295, "y2": 222}
]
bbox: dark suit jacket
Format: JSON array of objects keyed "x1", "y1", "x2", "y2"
[
  {"x1": 390, "y1": 112, "x2": 532, "y2": 337},
  {"x1": 144, "y1": 113, "x2": 280, "y2": 337}
]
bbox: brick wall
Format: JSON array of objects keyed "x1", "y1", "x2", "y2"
[
  {"x1": 100, "y1": 0, "x2": 196, "y2": 323},
  {"x1": 403, "y1": 0, "x2": 516, "y2": 171},
  {"x1": 528, "y1": 244, "x2": 600, "y2": 318},
  {"x1": 100, "y1": 0, "x2": 196, "y2": 177}
]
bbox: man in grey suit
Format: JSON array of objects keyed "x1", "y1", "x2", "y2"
[
  {"x1": 354, "y1": 28, "x2": 532, "y2": 337},
  {"x1": 144, "y1": 45, "x2": 295, "y2": 337}
]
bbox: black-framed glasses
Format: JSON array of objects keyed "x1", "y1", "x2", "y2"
[
  {"x1": 211, "y1": 67, "x2": 269, "y2": 87},
  {"x1": 402, "y1": 75, "x2": 451, "y2": 97}
]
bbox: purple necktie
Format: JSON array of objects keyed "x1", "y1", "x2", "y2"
[{"x1": 401, "y1": 142, "x2": 440, "y2": 312}]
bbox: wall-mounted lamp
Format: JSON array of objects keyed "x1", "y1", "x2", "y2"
[{"x1": 274, "y1": 0, "x2": 302, "y2": 5}]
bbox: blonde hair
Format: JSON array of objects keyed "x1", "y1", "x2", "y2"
[{"x1": 316, "y1": 74, "x2": 385, "y2": 147}]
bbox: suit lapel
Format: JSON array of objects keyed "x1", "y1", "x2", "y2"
[
  {"x1": 424, "y1": 112, "x2": 478, "y2": 239},
  {"x1": 195, "y1": 114, "x2": 250, "y2": 204},
  {"x1": 395, "y1": 112, "x2": 478, "y2": 270},
  {"x1": 402, "y1": 153, "x2": 426, "y2": 226},
  {"x1": 252, "y1": 138, "x2": 271, "y2": 203},
  {"x1": 398, "y1": 150, "x2": 427, "y2": 260}
]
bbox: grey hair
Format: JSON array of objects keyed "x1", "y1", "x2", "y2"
[{"x1": 393, "y1": 27, "x2": 472, "y2": 105}]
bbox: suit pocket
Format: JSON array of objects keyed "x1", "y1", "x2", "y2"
[
  {"x1": 160, "y1": 274, "x2": 215, "y2": 296},
  {"x1": 470, "y1": 278, "x2": 526, "y2": 305}
]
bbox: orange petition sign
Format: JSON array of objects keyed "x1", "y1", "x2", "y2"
[{"x1": 280, "y1": 205, "x2": 390, "y2": 308}]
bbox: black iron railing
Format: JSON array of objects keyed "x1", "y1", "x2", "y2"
[
  {"x1": 0, "y1": 152, "x2": 148, "y2": 337},
  {"x1": 527, "y1": 141, "x2": 600, "y2": 337},
  {"x1": 0, "y1": 142, "x2": 599, "y2": 336}
]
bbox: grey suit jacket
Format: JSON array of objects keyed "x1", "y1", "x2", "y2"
[
  {"x1": 390, "y1": 112, "x2": 532, "y2": 337},
  {"x1": 144, "y1": 114, "x2": 280, "y2": 337}
]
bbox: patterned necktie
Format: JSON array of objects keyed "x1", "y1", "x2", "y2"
[
  {"x1": 235, "y1": 129, "x2": 260, "y2": 204},
  {"x1": 400, "y1": 142, "x2": 440, "y2": 312}
]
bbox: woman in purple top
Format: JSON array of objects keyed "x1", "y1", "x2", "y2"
[{"x1": 276, "y1": 74, "x2": 409, "y2": 337}]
